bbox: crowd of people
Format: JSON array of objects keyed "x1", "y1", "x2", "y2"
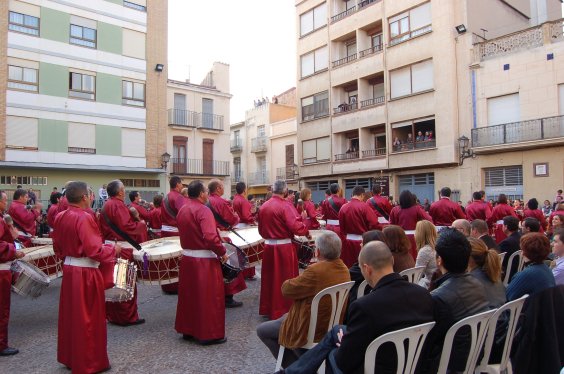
[{"x1": 0, "y1": 178, "x2": 563, "y2": 373}]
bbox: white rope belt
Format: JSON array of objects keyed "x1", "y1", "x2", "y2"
[
  {"x1": 64, "y1": 256, "x2": 100, "y2": 268},
  {"x1": 182, "y1": 249, "x2": 217, "y2": 259},
  {"x1": 0, "y1": 262, "x2": 12, "y2": 270},
  {"x1": 161, "y1": 225, "x2": 179, "y2": 232},
  {"x1": 346, "y1": 234, "x2": 363, "y2": 241},
  {"x1": 327, "y1": 220, "x2": 339, "y2": 225},
  {"x1": 378, "y1": 217, "x2": 389, "y2": 224},
  {"x1": 264, "y1": 238, "x2": 292, "y2": 245}
]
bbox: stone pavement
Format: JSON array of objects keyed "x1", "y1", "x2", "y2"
[{"x1": 4, "y1": 273, "x2": 275, "y2": 374}]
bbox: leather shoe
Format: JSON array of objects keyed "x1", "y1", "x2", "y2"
[
  {"x1": 197, "y1": 337, "x2": 227, "y2": 346},
  {"x1": 182, "y1": 334, "x2": 193, "y2": 341},
  {"x1": 110, "y1": 318, "x2": 145, "y2": 327},
  {"x1": 225, "y1": 296, "x2": 243, "y2": 308},
  {"x1": 0, "y1": 347, "x2": 19, "y2": 356}
]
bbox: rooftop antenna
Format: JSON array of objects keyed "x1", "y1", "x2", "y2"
[
  {"x1": 187, "y1": 65, "x2": 190, "y2": 83},
  {"x1": 480, "y1": 28, "x2": 488, "y2": 40}
]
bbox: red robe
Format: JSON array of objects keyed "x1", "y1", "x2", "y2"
[
  {"x1": 175, "y1": 198, "x2": 226, "y2": 340},
  {"x1": 389, "y1": 205, "x2": 433, "y2": 260},
  {"x1": 47, "y1": 203, "x2": 58, "y2": 230},
  {"x1": 131, "y1": 201, "x2": 150, "y2": 222},
  {"x1": 339, "y1": 199, "x2": 381, "y2": 267},
  {"x1": 208, "y1": 193, "x2": 247, "y2": 296},
  {"x1": 160, "y1": 190, "x2": 186, "y2": 233},
  {"x1": 429, "y1": 197, "x2": 466, "y2": 226},
  {"x1": 321, "y1": 194, "x2": 347, "y2": 236},
  {"x1": 298, "y1": 200, "x2": 320, "y2": 230},
  {"x1": 487, "y1": 203, "x2": 518, "y2": 243},
  {"x1": 258, "y1": 195, "x2": 308, "y2": 320},
  {"x1": 368, "y1": 195, "x2": 393, "y2": 218},
  {"x1": 0, "y1": 216, "x2": 16, "y2": 352},
  {"x1": 98, "y1": 197, "x2": 147, "y2": 324},
  {"x1": 56, "y1": 196, "x2": 69, "y2": 214},
  {"x1": 231, "y1": 194, "x2": 257, "y2": 278},
  {"x1": 8, "y1": 200, "x2": 39, "y2": 237},
  {"x1": 53, "y1": 206, "x2": 116, "y2": 373},
  {"x1": 523, "y1": 208, "x2": 547, "y2": 233},
  {"x1": 148, "y1": 207, "x2": 162, "y2": 233},
  {"x1": 465, "y1": 200, "x2": 492, "y2": 222}
]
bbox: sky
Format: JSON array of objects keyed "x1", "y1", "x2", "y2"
[{"x1": 167, "y1": 0, "x2": 297, "y2": 123}]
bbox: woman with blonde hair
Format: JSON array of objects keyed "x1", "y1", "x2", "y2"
[
  {"x1": 468, "y1": 237, "x2": 506, "y2": 308},
  {"x1": 414, "y1": 220, "x2": 437, "y2": 288},
  {"x1": 297, "y1": 188, "x2": 320, "y2": 230},
  {"x1": 382, "y1": 225, "x2": 415, "y2": 273}
]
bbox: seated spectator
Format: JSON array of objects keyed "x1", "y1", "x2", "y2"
[
  {"x1": 382, "y1": 225, "x2": 415, "y2": 273},
  {"x1": 549, "y1": 213, "x2": 564, "y2": 239},
  {"x1": 276, "y1": 241, "x2": 434, "y2": 374},
  {"x1": 506, "y1": 233, "x2": 555, "y2": 301},
  {"x1": 468, "y1": 237, "x2": 506, "y2": 309},
  {"x1": 452, "y1": 218, "x2": 471, "y2": 237},
  {"x1": 257, "y1": 231, "x2": 350, "y2": 368},
  {"x1": 470, "y1": 219, "x2": 498, "y2": 251},
  {"x1": 522, "y1": 217, "x2": 541, "y2": 234},
  {"x1": 551, "y1": 228, "x2": 564, "y2": 285},
  {"x1": 414, "y1": 220, "x2": 437, "y2": 289},
  {"x1": 499, "y1": 216, "x2": 521, "y2": 277}
]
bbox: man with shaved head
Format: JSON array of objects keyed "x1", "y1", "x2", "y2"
[{"x1": 275, "y1": 241, "x2": 434, "y2": 374}]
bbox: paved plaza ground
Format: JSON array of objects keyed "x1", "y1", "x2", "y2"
[{"x1": 4, "y1": 271, "x2": 275, "y2": 373}]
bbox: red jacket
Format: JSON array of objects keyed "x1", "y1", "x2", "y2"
[
  {"x1": 177, "y1": 199, "x2": 225, "y2": 256},
  {"x1": 339, "y1": 199, "x2": 381, "y2": 234},
  {"x1": 8, "y1": 200, "x2": 39, "y2": 235},
  {"x1": 487, "y1": 203, "x2": 517, "y2": 227},
  {"x1": 98, "y1": 197, "x2": 147, "y2": 243},
  {"x1": 258, "y1": 195, "x2": 308, "y2": 239},
  {"x1": 465, "y1": 201, "x2": 492, "y2": 222},
  {"x1": 429, "y1": 197, "x2": 466, "y2": 226}
]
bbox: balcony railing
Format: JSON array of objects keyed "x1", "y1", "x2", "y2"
[
  {"x1": 335, "y1": 151, "x2": 359, "y2": 161},
  {"x1": 68, "y1": 147, "x2": 96, "y2": 154},
  {"x1": 389, "y1": 25, "x2": 432, "y2": 46},
  {"x1": 167, "y1": 109, "x2": 224, "y2": 131},
  {"x1": 276, "y1": 165, "x2": 299, "y2": 180},
  {"x1": 302, "y1": 99, "x2": 329, "y2": 121},
  {"x1": 360, "y1": 96, "x2": 385, "y2": 108},
  {"x1": 251, "y1": 136, "x2": 268, "y2": 153},
  {"x1": 199, "y1": 113, "x2": 224, "y2": 131},
  {"x1": 230, "y1": 139, "x2": 243, "y2": 152},
  {"x1": 358, "y1": 0, "x2": 380, "y2": 9},
  {"x1": 358, "y1": 44, "x2": 382, "y2": 58},
  {"x1": 171, "y1": 158, "x2": 230, "y2": 176},
  {"x1": 471, "y1": 115, "x2": 564, "y2": 147},
  {"x1": 249, "y1": 171, "x2": 269, "y2": 185},
  {"x1": 332, "y1": 53, "x2": 357, "y2": 68},
  {"x1": 331, "y1": 6, "x2": 356, "y2": 23},
  {"x1": 232, "y1": 171, "x2": 244, "y2": 183},
  {"x1": 392, "y1": 139, "x2": 436, "y2": 153},
  {"x1": 362, "y1": 148, "x2": 386, "y2": 158},
  {"x1": 333, "y1": 102, "x2": 358, "y2": 114}
]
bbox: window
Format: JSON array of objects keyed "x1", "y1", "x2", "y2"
[
  {"x1": 172, "y1": 136, "x2": 187, "y2": 174},
  {"x1": 389, "y1": 2, "x2": 432, "y2": 45},
  {"x1": 559, "y1": 84, "x2": 564, "y2": 114},
  {"x1": 257, "y1": 125, "x2": 266, "y2": 137},
  {"x1": 302, "y1": 137, "x2": 330, "y2": 164},
  {"x1": 122, "y1": 129, "x2": 145, "y2": 157},
  {"x1": 300, "y1": 3, "x2": 327, "y2": 36},
  {"x1": 371, "y1": 33, "x2": 383, "y2": 49},
  {"x1": 70, "y1": 24, "x2": 96, "y2": 48},
  {"x1": 487, "y1": 93, "x2": 520, "y2": 126},
  {"x1": 301, "y1": 46, "x2": 328, "y2": 78},
  {"x1": 122, "y1": 179, "x2": 160, "y2": 188},
  {"x1": 484, "y1": 166, "x2": 523, "y2": 201},
  {"x1": 301, "y1": 91, "x2": 329, "y2": 121},
  {"x1": 390, "y1": 59, "x2": 433, "y2": 99},
  {"x1": 391, "y1": 117, "x2": 435, "y2": 152},
  {"x1": 9, "y1": 11, "x2": 39, "y2": 36},
  {"x1": 8, "y1": 65, "x2": 38, "y2": 92},
  {"x1": 68, "y1": 123, "x2": 96, "y2": 154},
  {"x1": 123, "y1": 29, "x2": 146, "y2": 59},
  {"x1": 122, "y1": 80, "x2": 145, "y2": 107},
  {"x1": 346, "y1": 40, "x2": 357, "y2": 57},
  {"x1": 6, "y1": 116, "x2": 38, "y2": 150},
  {"x1": 69, "y1": 72, "x2": 95, "y2": 100},
  {"x1": 0, "y1": 176, "x2": 47, "y2": 185},
  {"x1": 233, "y1": 157, "x2": 242, "y2": 181},
  {"x1": 124, "y1": 0, "x2": 146, "y2": 11}
]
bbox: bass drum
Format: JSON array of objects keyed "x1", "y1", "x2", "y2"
[{"x1": 133, "y1": 237, "x2": 182, "y2": 285}]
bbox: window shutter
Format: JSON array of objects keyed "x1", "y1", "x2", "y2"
[
  {"x1": 68, "y1": 123, "x2": 95, "y2": 148},
  {"x1": 301, "y1": 52, "x2": 314, "y2": 77},
  {"x1": 411, "y1": 59, "x2": 433, "y2": 93},
  {"x1": 487, "y1": 94, "x2": 520, "y2": 125},
  {"x1": 314, "y1": 46, "x2": 328, "y2": 71},
  {"x1": 122, "y1": 129, "x2": 145, "y2": 157},
  {"x1": 410, "y1": 2, "x2": 432, "y2": 30},
  {"x1": 9, "y1": 0, "x2": 40, "y2": 17},
  {"x1": 123, "y1": 29, "x2": 146, "y2": 59},
  {"x1": 559, "y1": 84, "x2": 564, "y2": 114},
  {"x1": 316, "y1": 137, "x2": 330, "y2": 161},
  {"x1": 302, "y1": 139, "x2": 316, "y2": 159},
  {"x1": 6, "y1": 116, "x2": 38, "y2": 148},
  {"x1": 313, "y1": 3, "x2": 327, "y2": 29},
  {"x1": 300, "y1": 9, "x2": 314, "y2": 36},
  {"x1": 390, "y1": 67, "x2": 411, "y2": 98},
  {"x1": 70, "y1": 15, "x2": 97, "y2": 29}
]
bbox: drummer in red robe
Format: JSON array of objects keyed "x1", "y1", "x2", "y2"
[
  {"x1": 487, "y1": 194, "x2": 518, "y2": 243},
  {"x1": 98, "y1": 180, "x2": 147, "y2": 326},
  {"x1": 208, "y1": 179, "x2": 247, "y2": 307},
  {"x1": 232, "y1": 182, "x2": 258, "y2": 279},
  {"x1": 297, "y1": 188, "x2": 320, "y2": 230},
  {"x1": 148, "y1": 194, "x2": 163, "y2": 238},
  {"x1": 320, "y1": 183, "x2": 347, "y2": 236},
  {"x1": 429, "y1": 187, "x2": 466, "y2": 227},
  {"x1": 52, "y1": 181, "x2": 120, "y2": 372},
  {"x1": 0, "y1": 191, "x2": 23, "y2": 356},
  {"x1": 129, "y1": 190, "x2": 150, "y2": 222},
  {"x1": 8, "y1": 188, "x2": 42, "y2": 246},
  {"x1": 366, "y1": 184, "x2": 393, "y2": 225},
  {"x1": 465, "y1": 191, "x2": 492, "y2": 222},
  {"x1": 339, "y1": 186, "x2": 381, "y2": 267},
  {"x1": 47, "y1": 192, "x2": 62, "y2": 234},
  {"x1": 258, "y1": 180, "x2": 308, "y2": 320},
  {"x1": 175, "y1": 180, "x2": 228, "y2": 345}
]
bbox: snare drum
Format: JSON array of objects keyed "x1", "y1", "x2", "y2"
[
  {"x1": 294, "y1": 230, "x2": 325, "y2": 268},
  {"x1": 31, "y1": 237, "x2": 53, "y2": 247},
  {"x1": 133, "y1": 237, "x2": 182, "y2": 285},
  {"x1": 11, "y1": 260, "x2": 50, "y2": 298},
  {"x1": 227, "y1": 227, "x2": 264, "y2": 267},
  {"x1": 20, "y1": 245, "x2": 62, "y2": 280},
  {"x1": 105, "y1": 258, "x2": 137, "y2": 302}
]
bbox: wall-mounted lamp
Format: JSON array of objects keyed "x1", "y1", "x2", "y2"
[
  {"x1": 458, "y1": 135, "x2": 475, "y2": 165},
  {"x1": 155, "y1": 64, "x2": 165, "y2": 72},
  {"x1": 455, "y1": 24, "x2": 467, "y2": 35},
  {"x1": 161, "y1": 152, "x2": 171, "y2": 169}
]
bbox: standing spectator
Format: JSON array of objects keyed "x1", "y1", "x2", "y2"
[
  {"x1": 27, "y1": 188, "x2": 37, "y2": 205},
  {"x1": 523, "y1": 198, "x2": 547, "y2": 233},
  {"x1": 98, "y1": 184, "x2": 108, "y2": 208},
  {"x1": 499, "y1": 216, "x2": 521, "y2": 278},
  {"x1": 553, "y1": 189, "x2": 563, "y2": 210},
  {"x1": 487, "y1": 194, "x2": 518, "y2": 243}
]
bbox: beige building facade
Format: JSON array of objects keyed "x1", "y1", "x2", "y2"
[{"x1": 294, "y1": 0, "x2": 562, "y2": 204}]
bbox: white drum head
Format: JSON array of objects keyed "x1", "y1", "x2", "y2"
[
  {"x1": 135, "y1": 238, "x2": 182, "y2": 260},
  {"x1": 227, "y1": 227, "x2": 264, "y2": 249},
  {"x1": 21, "y1": 245, "x2": 55, "y2": 261}
]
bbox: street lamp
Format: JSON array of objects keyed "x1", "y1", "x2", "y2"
[
  {"x1": 161, "y1": 152, "x2": 171, "y2": 169},
  {"x1": 458, "y1": 135, "x2": 474, "y2": 165}
]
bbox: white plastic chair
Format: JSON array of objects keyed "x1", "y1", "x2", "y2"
[
  {"x1": 474, "y1": 294, "x2": 528, "y2": 374},
  {"x1": 364, "y1": 321, "x2": 436, "y2": 374},
  {"x1": 274, "y1": 281, "x2": 355, "y2": 371},
  {"x1": 498, "y1": 252, "x2": 506, "y2": 263},
  {"x1": 437, "y1": 309, "x2": 497, "y2": 374},
  {"x1": 357, "y1": 279, "x2": 369, "y2": 299},
  {"x1": 400, "y1": 266, "x2": 426, "y2": 284},
  {"x1": 502, "y1": 250, "x2": 525, "y2": 287}
]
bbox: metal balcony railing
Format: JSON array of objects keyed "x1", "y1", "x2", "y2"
[
  {"x1": 230, "y1": 139, "x2": 243, "y2": 152},
  {"x1": 171, "y1": 158, "x2": 230, "y2": 176},
  {"x1": 333, "y1": 102, "x2": 358, "y2": 114},
  {"x1": 390, "y1": 25, "x2": 432, "y2": 46},
  {"x1": 249, "y1": 171, "x2": 269, "y2": 185},
  {"x1": 276, "y1": 165, "x2": 299, "y2": 180},
  {"x1": 358, "y1": 44, "x2": 382, "y2": 58},
  {"x1": 68, "y1": 147, "x2": 96, "y2": 154},
  {"x1": 199, "y1": 113, "x2": 224, "y2": 131},
  {"x1": 362, "y1": 148, "x2": 386, "y2": 158},
  {"x1": 392, "y1": 139, "x2": 436, "y2": 153},
  {"x1": 358, "y1": 0, "x2": 380, "y2": 9},
  {"x1": 332, "y1": 53, "x2": 357, "y2": 68},
  {"x1": 251, "y1": 136, "x2": 268, "y2": 153},
  {"x1": 331, "y1": 6, "x2": 356, "y2": 23},
  {"x1": 335, "y1": 151, "x2": 359, "y2": 161},
  {"x1": 360, "y1": 96, "x2": 385, "y2": 108},
  {"x1": 471, "y1": 115, "x2": 564, "y2": 147},
  {"x1": 167, "y1": 109, "x2": 224, "y2": 131}
]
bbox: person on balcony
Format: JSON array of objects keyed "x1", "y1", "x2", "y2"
[
  {"x1": 392, "y1": 137, "x2": 402, "y2": 151},
  {"x1": 405, "y1": 133, "x2": 413, "y2": 144},
  {"x1": 416, "y1": 131, "x2": 425, "y2": 142}
]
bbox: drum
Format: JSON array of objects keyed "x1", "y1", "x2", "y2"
[
  {"x1": 105, "y1": 258, "x2": 137, "y2": 302},
  {"x1": 221, "y1": 244, "x2": 244, "y2": 283},
  {"x1": 31, "y1": 237, "x2": 53, "y2": 247},
  {"x1": 20, "y1": 245, "x2": 62, "y2": 280},
  {"x1": 318, "y1": 219, "x2": 327, "y2": 228},
  {"x1": 11, "y1": 260, "x2": 50, "y2": 298},
  {"x1": 227, "y1": 227, "x2": 264, "y2": 266},
  {"x1": 294, "y1": 230, "x2": 326, "y2": 268},
  {"x1": 133, "y1": 237, "x2": 182, "y2": 285}
]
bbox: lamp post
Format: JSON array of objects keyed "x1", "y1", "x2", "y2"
[
  {"x1": 458, "y1": 135, "x2": 474, "y2": 165},
  {"x1": 161, "y1": 152, "x2": 171, "y2": 170}
]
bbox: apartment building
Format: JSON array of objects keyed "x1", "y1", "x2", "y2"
[
  {"x1": 294, "y1": 0, "x2": 562, "y2": 203},
  {"x1": 0, "y1": 0, "x2": 167, "y2": 202},
  {"x1": 167, "y1": 62, "x2": 232, "y2": 188}
]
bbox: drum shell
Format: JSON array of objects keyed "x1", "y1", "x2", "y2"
[
  {"x1": 226, "y1": 227, "x2": 265, "y2": 267},
  {"x1": 11, "y1": 260, "x2": 50, "y2": 298},
  {"x1": 21, "y1": 245, "x2": 62, "y2": 280},
  {"x1": 133, "y1": 237, "x2": 182, "y2": 285},
  {"x1": 105, "y1": 258, "x2": 137, "y2": 302}
]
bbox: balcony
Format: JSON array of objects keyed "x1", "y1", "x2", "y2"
[
  {"x1": 171, "y1": 158, "x2": 230, "y2": 176},
  {"x1": 200, "y1": 113, "x2": 224, "y2": 131},
  {"x1": 389, "y1": 25, "x2": 432, "y2": 47},
  {"x1": 230, "y1": 139, "x2": 243, "y2": 153},
  {"x1": 333, "y1": 102, "x2": 358, "y2": 114},
  {"x1": 358, "y1": 44, "x2": 382, "y2": 58},
  {"x1": 232, "y1": 171, "x2": 244, "y2": 183},
  {"x1": 332, "y1": 53, "x2": 357, "y2": 68},
  {"x1": 392, "y1": 139, "x2": 436, "y2": 153},
  {"x1": 249, "y1": 171, "x2": 269, "y2": 186},
  {"x1": 330, "y1": 0, "x2": 380, "y2": 23},
  {"x1": 251, "y1": 136, "x2": 268, "y2": 153},
  {"x1": 360, "y1": 96, "x2": 384, "y2": 109},
  {"x1": 276, "y1": 165, "x2": 299, "y2": 180},
  {"x1": 167, "y1": 109, "x2": 224, "y2": 131},
  {"x1": 362, "y1": 147, "x2": 386, "y2": 158},
  {"x1": 471, "y1": 115, "x2": 564, "y2": 149},
  {"x1": 335, "y1": 151, "x2": 359, "y2": 161}
]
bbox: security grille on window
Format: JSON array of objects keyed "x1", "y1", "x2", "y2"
[
  {"x1": 8, "y1": 65, "x2": 38, "y2": 92},
  {"x1": 69, "y1": 72, "x2": 95, "y2": 100},
  {"x1": 122, "y1": 81, "x2": 145, "y2": 107},
  {"x1": 301, "y1": 91, "x2": 329, "y2": 121},
  {"x1": 9, "y1": 11, "x2": 39, "y2": 36},
  {"x1": 301, "y1": 46, "x2": 328, "y2": 78},
  {"x1": 300, "y1": 3, "x2": 327, "y2": 36},
  {"x1": 70, "y1": 24, "x2": 96, "y2": 48}
]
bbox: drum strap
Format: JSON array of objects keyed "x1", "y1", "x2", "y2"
[
  {"x1": 369, "y1": 197, "x2": 389, "y2": 221},
  {"x1": 101, "y1": 208, "x2": 142, "y2": 250},
  {"x1": 163, "y1": 196, "x2": 177, "y2": 220},
  {"x1": 205, "y1": 202, "x2": 250, "y2": 245},
  {"x1": 328, "y1": 198, "x2": 341, "y2": 214}
]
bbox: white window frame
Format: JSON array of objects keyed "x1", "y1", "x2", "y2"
[
  {"x1": 122, "y1": 80, "x2": 145, "y2": 107},
  {"x1": 302, "y1": 137, "x2": 331, "y2": 164},
  {"x1": 8, "y1": 11, "x2": 39, "y2": 36},
  {"x1": 8, "y1": 65, "x2": 38, "y2": 92},
  {"x1": 301, "y1": 91, "x2": 329, "y2": 121},
  {"x1": 301, "y1": 46, "x2": 328, "y2": 78},
  {"x1": 69, "y1": 72, "x2": 96, "y2": 100},
  {"x1": 389, "y1": 2, "x2": 432, "y2": 45},
  {"x1": 70, "y1": 24, "x2": 97, "y2": 48},
  {"x1": 300, "y1": 3, "x2": 327, "y2": 37}
]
